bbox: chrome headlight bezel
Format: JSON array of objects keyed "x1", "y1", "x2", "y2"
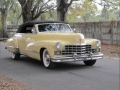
[
  {"x1": 56, "y1": 42, "x2": 61, "y2": 49},
  {"x1": 96, "y1": 41, "x2": 101, "y2": 47}
]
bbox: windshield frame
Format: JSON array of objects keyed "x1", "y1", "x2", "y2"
[{"x1": 36, "y1": 23, "x2": 73, "y2": 32}]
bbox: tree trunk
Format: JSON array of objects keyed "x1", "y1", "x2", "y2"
[
  {"x1": 18, "y1": 0, "x2": 45, "y2": 23},
  {"x1": 57, "y1": 0, "x2": 73, "y2": 21},
  {"x1": 57, "y1": 8, "x2": 67, "y2": 21},
  {"x1": 21, "y1": 0, "x2": 34, "y2": 23},
  {"x1": 18, "y1": 0, "x2": 34, "y2": 23},
  {"x1": 1, "y1": 9, "x2": 8, "y2": 38},
  {"x1": 22, "y1": 8, "x2": 33, "y2": 23},
  {"x1": 57, "y1": 0, "x2": 67, "y2": 21}
]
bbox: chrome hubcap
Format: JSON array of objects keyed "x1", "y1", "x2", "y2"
[
  {"x1": 43, "y1": 49, "x2": 50, "y2": 67},
  {"x1": 12, "y1": 53, "x2": 15, "y2": 59}
]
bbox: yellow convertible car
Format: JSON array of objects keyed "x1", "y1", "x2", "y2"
[{"x1": 5, "y1": 20, "x2": 103, "y2": 68}]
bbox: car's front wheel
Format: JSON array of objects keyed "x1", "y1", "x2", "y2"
[
  {"x1": 42, "y1": 49, "x2": 56, "y2": 69},
  {"x1": 83, "y1": 60, "x2": 96, "y2": 66},
  {"x1": 11, "y1": 53, "x2": 20, "y2": 60}
]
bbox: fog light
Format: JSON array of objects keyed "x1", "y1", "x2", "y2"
[
  {"x1": 96, "y1": 48, "x2": 100, "y2": 52},
  {"x1": 54, "y1": 51, "x2": 61, "y2": 55}
]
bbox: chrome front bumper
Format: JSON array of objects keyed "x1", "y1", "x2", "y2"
[{"x1": 51, "y1": 54, "x2": 103, "y2": 62}]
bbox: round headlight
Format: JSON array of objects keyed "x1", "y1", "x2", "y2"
[
  {"x1": 56, "y1": 42, "x2": 61, "y2": 49},
  {"x1": 96, "y1": 41, "x2": 101, "y2": 47}
]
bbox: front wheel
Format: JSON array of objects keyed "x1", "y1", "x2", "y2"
[
  {"x1": 83, "y1": 60, "x2": 96, "y2": 66},
  {"x1": 42, "y1": 49, "x2": 56, "y2": 69},
  {"x1": 11, "y1": 53, "x2": 20, "y2": 60}
]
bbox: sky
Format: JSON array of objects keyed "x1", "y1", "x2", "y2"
[{"x1": 93, "y1": 0, "x2": 103, "y2": 10}]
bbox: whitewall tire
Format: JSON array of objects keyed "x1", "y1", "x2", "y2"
[
  {"x1": 42, "y1": 49, "x2": 56, "y2": 69},
  {"x1": 11, "y1": 53, "x2": 20, "y2": 60}
]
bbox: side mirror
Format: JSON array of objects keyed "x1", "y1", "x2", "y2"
[{"x1": 31, "y1": 27, "x2": 37, "y2": 34}]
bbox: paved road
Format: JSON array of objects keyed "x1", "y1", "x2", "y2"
[{"x1": 0, "y1": 43, "x2": 119, "y2": 90}]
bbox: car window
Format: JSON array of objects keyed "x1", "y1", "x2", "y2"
[
  {"x1": 25, "y1": 27, "x2": 32, "y2": 33},
  {"x1": 38, "y1": 24, "x2": 73, "y2": 32},
  {"x1": 31, "y1": 26, "x2": 37, "y2": 34}
]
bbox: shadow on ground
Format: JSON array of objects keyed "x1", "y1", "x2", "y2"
[{"x1": 4, "y1": 55, "x2": 95, "y2": 71}]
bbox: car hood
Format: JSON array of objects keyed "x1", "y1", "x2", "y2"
[{"x1": 37, "y1": 32, "x2": 85, "y2": 44}]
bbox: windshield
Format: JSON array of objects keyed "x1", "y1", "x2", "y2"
[{"x1": 38, "y1": 24, "x2": 73, "y2": 32}]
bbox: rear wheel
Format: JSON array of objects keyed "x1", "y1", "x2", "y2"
[
  {"x1": 42, "y1": 49, "x2": 56, "y2": 69},
  {"x1": 11, "y1": 53, "x2": 20, "y2": 60},
  {"x1": 84, "y1": 60, "x2": 96, "y2": 66}
]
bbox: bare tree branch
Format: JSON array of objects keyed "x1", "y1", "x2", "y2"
[{"x1": 18, "y1": 0, "x2": 56, "y2": 22}]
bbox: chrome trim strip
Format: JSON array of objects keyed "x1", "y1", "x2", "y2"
[
  {"x1": 51, "y1": 54, "x2": 103, "y2": 62},
  {"x1": 6, "y1": 46, "x2": 19, "y2": 54},
  {"x1": 26, "y1": 49, "x2": 39, "y2": 54},
  {"x1": 7, "y1": 46, "x2": 18, "y2": 49}
]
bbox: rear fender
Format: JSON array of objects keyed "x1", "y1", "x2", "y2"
[{"x1": 6, "y1": 37, "x2": 19, "y2": 54}]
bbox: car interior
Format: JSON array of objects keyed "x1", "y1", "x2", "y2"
[{"x1": 19, "y1": 25, "x2": 34, "y2": 33}]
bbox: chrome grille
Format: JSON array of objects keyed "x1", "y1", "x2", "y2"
[{"x1": 61, "y1": 45, "x2": 92, "y2": 55}]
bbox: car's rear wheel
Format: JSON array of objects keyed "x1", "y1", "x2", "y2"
[
  {"x1": 42, "y1": 49, "x2": 56, "y2": 69},
  {"x1": 83, "y1": 60, "x2": 96, "y2": 66},
  {"x1": 11, "y1": 53, "x2": 20, "y2": 60}
]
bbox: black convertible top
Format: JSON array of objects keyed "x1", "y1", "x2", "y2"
[
  {"x1": 24, "y1": 20, "x2": 68, "y2": 24},
  {"x1": 16, "y1": 20, "x2": 68, "y2": 33}
]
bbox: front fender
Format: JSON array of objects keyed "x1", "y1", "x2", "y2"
[
  {"x1": 84, "y1": 38, "x2": 101, "y2": 48},
  {"x1": 26, "y1": 40, "x2": 59, "y2": 57}
]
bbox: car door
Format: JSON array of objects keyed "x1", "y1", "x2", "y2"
[
  {"x1": 23, "y1": 26, "x2": 39, "y2": 59},
  {"x1": 17, "y1": 25, "x2": 36, "y2": 55},
  {"x1": 18, "y1": 32, "x2": 37, "y2": 55},
  {"x1": 24, "y1": 26, "x2": 37, "y2": 46}
]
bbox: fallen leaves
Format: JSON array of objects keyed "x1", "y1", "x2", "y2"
[{"x1": 0, "y1": 75, "x2": 34, "y2": 90}]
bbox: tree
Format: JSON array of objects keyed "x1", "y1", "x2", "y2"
[
  {"x1": 93, "y1": 0, "x2": 120, "y2": 21},
  {"x1": 0, "y1": 0, "x2": 13, "y2": 37},
  {"x1": 38, "y1": 11, "x2": 55, "y2": 20},
  {"x1": 18, "y1": 0, "x2": 55, "y2": 23},
  {"x1": 81, "y1": 0, "x2": 98, "y2": 21},
  {"x1": 67, "y1": 0, "x2": 99, "y2": 22},
  {"x1": 8, "y1": 2, "x2": 23, "y2": 25},
  {"x1": 57, "y1": 0, "x2": 76, "y2": 21}
]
